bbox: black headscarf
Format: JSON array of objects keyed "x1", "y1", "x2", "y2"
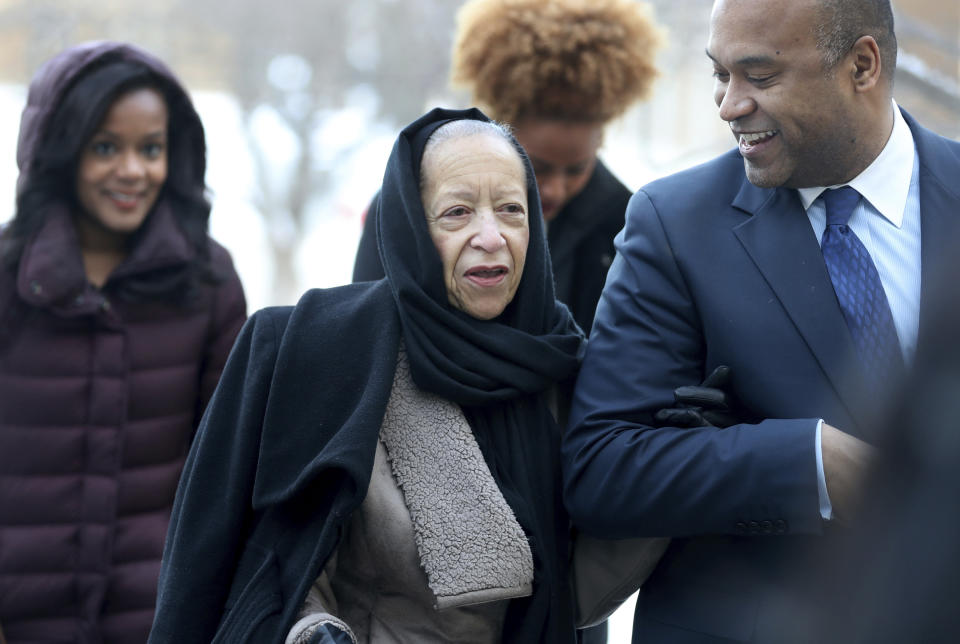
[{"x1": 375, "y1": 107, "x2": 584, "y2": 642}]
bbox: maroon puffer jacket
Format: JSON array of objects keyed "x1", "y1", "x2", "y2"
[{"x1": 0, "y1": 42, "x2": 247, "y2": 644}]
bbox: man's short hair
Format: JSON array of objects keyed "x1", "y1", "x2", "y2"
[{"x1": 815, "y1": 0, "x2": 897, "y2": 82}]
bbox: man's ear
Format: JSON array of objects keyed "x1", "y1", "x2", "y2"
[{"x1": 850, "y1": 35, "x2": 883, "y2": 93}]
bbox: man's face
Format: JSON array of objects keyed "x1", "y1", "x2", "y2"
[{"x1": 707, "y1": 0, "x2": 862, "y2": 188}]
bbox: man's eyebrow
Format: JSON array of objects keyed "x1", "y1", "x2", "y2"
[{"x1": 705, "y1": 49, "x2": 777, "y2": 67}]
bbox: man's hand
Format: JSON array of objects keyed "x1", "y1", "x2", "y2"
[
  {"x1": 821, "y1": 423, "x2": 878, "y2": 524},
  {"x1": 653, "y1": 365, "x2": 743, "y2": 428}
]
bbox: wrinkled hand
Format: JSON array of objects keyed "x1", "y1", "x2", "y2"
[{"x1": 653, "y1": 365, "x2": 742, "y2": 428}]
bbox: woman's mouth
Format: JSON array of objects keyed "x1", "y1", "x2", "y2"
[
  {"x1": 464, "y1": 265, "x2": 508, "y2": 286},
  {"x1": 104, "y1": 189, "x2": 143, "y2": 210}
]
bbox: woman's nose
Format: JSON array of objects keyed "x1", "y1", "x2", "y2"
[
  {"x1": 116, "y1": 150, "x2": 147, "y2": 180},
  {"x1": 471, "y1": 212, "x2": 506, "y2": 252}
]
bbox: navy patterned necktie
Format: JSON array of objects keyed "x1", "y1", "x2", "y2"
[{"x1": 820, "y1": 186, "x2": 905, "y2": 393}]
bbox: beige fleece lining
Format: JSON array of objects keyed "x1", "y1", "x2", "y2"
[{"x1": 379, "y1": 345, "x2": 534, "y2": 609}]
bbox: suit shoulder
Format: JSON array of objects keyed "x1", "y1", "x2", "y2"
[
  {"x1": 914, "y1": 122, "x2": 960, "y2": 183},
  {"x1": 637, "y1": 148, "x2": 746, "y2": 208},
  {"x1": 620, "y1": 149, "x2": 754, "y2": 243}
]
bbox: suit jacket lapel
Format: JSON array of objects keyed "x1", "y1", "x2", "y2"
[
  {"x1": 731, "y1": 181, "x2": 870, "y2": 434},
  {"x1": 907, "y1": 113, "x2": 960, "y2": 340}
]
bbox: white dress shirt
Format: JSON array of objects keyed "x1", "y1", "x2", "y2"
[{"x1": 797, "y1": 102, "x2": 922, "y2": 520}]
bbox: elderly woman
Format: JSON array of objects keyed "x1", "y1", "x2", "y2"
[
  {"x1": 148, "y1": 108, "x2": 585, "y2": 643},
  {"x1": 354, "y1": 0, "x2": 663, "y2": 337}
]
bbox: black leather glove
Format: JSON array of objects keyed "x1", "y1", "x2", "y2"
[{"x1": 653, "y1": 365, "x2": 741, "y2": 428}]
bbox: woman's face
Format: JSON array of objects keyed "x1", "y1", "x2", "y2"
[
  {"x1": 422, "y1": 132, "x2": 530, "y2": 320},
  {"x1": 75, "y1": 87, "x2": 169, "y2": 243},
  {"x1": 512, "y1": 119, "x2": 603, "y2": 222}
]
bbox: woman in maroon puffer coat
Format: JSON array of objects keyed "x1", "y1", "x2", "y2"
[{"x1": 0, "y1": 42, "x2": 246, "y2": 643}]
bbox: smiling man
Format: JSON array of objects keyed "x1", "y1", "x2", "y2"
[{"x1": 562, "y1": 0, "x2": 960, "y2": 642}]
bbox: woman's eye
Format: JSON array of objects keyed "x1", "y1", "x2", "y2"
[
  {"x1": 500, "y1": 203, "x2": 525, "y2": 215},
  {"x1": 441, "y1": 206, "x2": 469, "y2": 218},
  {"x1": 143, "y1": 142, "x2": 165, "y2": 159},
  {"x1": 91, "y1": 141, "x2": 115, "y2": 156}
]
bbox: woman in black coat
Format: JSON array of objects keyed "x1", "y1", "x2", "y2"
[{"x1": 148, "y1": 108, "x2": 585, "y2": 643}]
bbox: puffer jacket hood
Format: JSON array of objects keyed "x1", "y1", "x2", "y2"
[
  {"x1": 16, "y1": 40, "x2": 206, "y2": 202},
  {"x1": 10, "y1": 41, "x2": 210, "y2": 316}
]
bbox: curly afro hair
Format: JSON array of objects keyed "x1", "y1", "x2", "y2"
[{"x1": 451, "y1": 0, "x2": 664, "y2": 124}]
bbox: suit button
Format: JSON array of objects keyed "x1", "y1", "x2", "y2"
[
  {"x1": 736, "y1": 521, "x2": 747, "y2": 534},
  {"x1": 761, "y1": 520, "x2": 773, "y2": 534},
  {"x1": 749, "y1": 521, "x2": 760, "y2": 534},
  {"x1": 774, "y1": 519, "x2": 788, "y2": 534},
  {"x1": 30, "y1": 280, "x2": 43, "y2": 295}
]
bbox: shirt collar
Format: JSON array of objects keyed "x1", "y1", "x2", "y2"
[{"x1": 797, "y1": 101, "x2": 915, "y2": 228}]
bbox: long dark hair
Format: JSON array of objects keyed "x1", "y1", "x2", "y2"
[{"x1": 1, "y1": 57, "x2": 219, "y2": 304}]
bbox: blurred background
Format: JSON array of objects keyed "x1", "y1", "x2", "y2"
[
  {"x1": 1, "y1": 0, "x2": 956, "y2": 312},
  {"x1": 0, "y1": 1, "x2": 956, "y2": 641},
  {"x1": 0, "y1": 0, "x2": 957, "y2": 311}
]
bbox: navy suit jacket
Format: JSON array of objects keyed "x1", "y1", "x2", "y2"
[{"x1": 563, "y1": 110, "x2": 960, "y2": 643}]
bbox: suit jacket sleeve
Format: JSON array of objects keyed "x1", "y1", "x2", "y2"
[
  {"x1": 149, "y1": 308, "x2": 286, "y2": 643},
  {"x1": 562, "y1": 189, "x2": 823, "y2": 539}
]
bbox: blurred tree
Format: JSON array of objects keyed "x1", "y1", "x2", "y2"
[
  {"x1": 0, "y1": 0, "x2": 180, "y2": 78},
  {"x1": 0, "y1": 0, "x2": 462, "y2": 303},
  {"x1": 179, "y1": 0, "x2": 459, "y2": 302}
]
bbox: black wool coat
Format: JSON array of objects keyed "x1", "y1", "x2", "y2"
[
  {"x1": 546, "y1": 161, "x2": 630, "y2": 335},
  {"x1": 149, "y1": 281, "x2": 400, "y2": 644}
]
